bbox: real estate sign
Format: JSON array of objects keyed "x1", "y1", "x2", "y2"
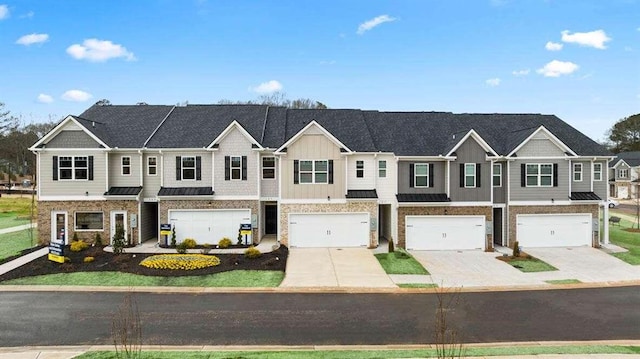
[{"x1": 48, "y1": 242, "x2": 64, "y2": 263}]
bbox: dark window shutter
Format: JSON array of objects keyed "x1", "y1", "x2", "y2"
[
  {"x1": 328, "y1": 160, "x2": 334, "y2": 184},
  {"x1": 476, "y1": 163, "x2": 481, "y2": 188},
  {"x1": 521, "y1": 164, "x2": 526, "y2": 187},
  {"x1": 553, "y1": 163, "x2": 558, "y2": 187},
  {"x1": 428, "y1": 163, "x2": 434, "y2": 188},
  {"x1": 224, "y1": 156, "x2": 230, "y2": 181},
  {"x1": 241, "y1": 156, "x2": 247, "y2": 181},
  {"x1": 409, "y1": 164, "x2": 415, "y2": 188},
  {"x1": 176, "y1": 156, "x2": 181, "y2": 181},
  {"x1": 195, "y1": 156, "x2": 201, "y2": 181},
  {"x1": 52, "y1": 156, "x2": 58, "y2": 181},
  {"x1": 293, "y1": 160, "x2": 299, "y2": 184},
  {"x1": 88, "y1": 156, "x2": 94, "y2": 181},
  {"x1": 459, "y1": 163, "x2": 464, "y2": 187}
]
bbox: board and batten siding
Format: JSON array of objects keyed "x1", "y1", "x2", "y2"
[
  {"x1": 213, "y1": 128, "x2": 258, "y2": 196},
  {"x1": 347, "y1": 155, "x2": 376, "y2": 190},
  {"x1": 492, "y1": 161, "x2": 507, "y2": 204},
  {"x1": 515, "y1": 133, "x2": 566, "y2": 157},
  {"x1": 162, "y1": 151, "x2": 212, "y2": 188},
  {"x1": 509, "y1": 160, "x2": 569, "y2": 201},
  {"x1": 142, "y1": 153, "x2": 162, "y2": 199},
  {"x1": 108, "y1": 152, "x2": 142, "y2": 187},
  {"x1": 281, "y1": 133, "x2": 345, "y2": 199},
  {"x1": 449, "y1": 138, "x2": 491, "y2": 202},
  {"x1": 397, "y1": 161, "x2": 445, "y2": 193},
  {"x1": 39, "y1": 151, "x2": 107, "y2": 196}
]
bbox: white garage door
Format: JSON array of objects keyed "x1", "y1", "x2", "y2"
[
  {"x1": 406, "y1": 216, "x2": 486, "y2": 250},
  {"x1": 517, "y1": 214, "x2": 591, "y2": 247},
  {"x1": 289, "y1": 213, "x2": 369, "y2": 248},
  {"x1": 169, "y1": 209, "x2": 251, "y2": 244}
]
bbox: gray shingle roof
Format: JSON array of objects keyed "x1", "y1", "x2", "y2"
[{"x1": 614, "y1": 152, "x2": 640, "y2": 167}]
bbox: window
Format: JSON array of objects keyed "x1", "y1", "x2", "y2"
[
  {"x1": 230, "y1": 156, "x2": 242, "y2": 180},
  {"x1": 75, "y1": 212, "x2": 103, "y2": 231},
  {"x1": 182, "y1": 156, "x2": 196, "y2": 180},
  {"x1": 414, "y1": 163, "x2": 429, "y2": 187},
  {"x1": 147, "y1": 156, "x2": 157, "y2": 176},
  {"x1": 58, "y1": 156, "x2": 88, "y2": 180},
  {"x1": 299, "y1": 160, "x2": 328, "y2": 184},
  {"x1": 121, "y1": 156, "x2": 131, "y2": 176},
  {"x1": 262, "y1": 157, "x2": 275, "y2": 179},
  {"x1": 378, "y1": 160, "x2": 386, "y2": 178},
  {"x1": 573, "y1": 163, "x2": 583, "y2": 182},
  {"x1": 464, "y1": 163, "x2": 476, "y2": 188},
  {"x1": 493, "y1": 163, "x2": 502, "y2": 187},
  {"x1": 526, "y1": 163, "x2": 553, "y2": 187},
  {"x1": 593, "y1": 163, "x2": 602, "y2": 181},
  {"x1": 356, "y1": 161, "x2": 364, "y2": 178},
  {"x1": 619, "y1": 169, "x2": 628, "y2": 178}
]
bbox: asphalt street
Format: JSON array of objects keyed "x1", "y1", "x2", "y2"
[{"x1": 0, "y1": 287, "x2": 638, "y2": 347}]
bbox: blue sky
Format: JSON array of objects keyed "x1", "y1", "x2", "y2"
[{"x1": 0, "y1": 0, "x2": 638, "y2": 142}]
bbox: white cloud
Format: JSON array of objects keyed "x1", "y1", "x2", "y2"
[
  {"x1": 320, "y1": 60, "x2": 336, "y2": 65},
  {"x1": 0, "y1": 4, "x2": 9, "y2": 20},
  {"x1": 512, "y1": 69, "x2": 530, "y2": 76},
  {"x1": 19, "y1": 11, "x2": 34, "y2": 19},
  {"x1": 357, "y1": 14, "x2": 396, "y2": 35},
  {"x1": 536, "y1": 60, "x2": 579, "y2": 77},
  {"x1": 561, "y1": 30, "x2": 611, "y2": 49},
  {"x1": 485, "y1": 78, "x2": 501, "y2": 87},
  {"x1": 250, "y1": 80, "x2": 283, "y2": 94},
  {"x1": 545, "y1": 41, "x2": 563, "y2": 51},
  {"x1": 66, "y1": 39, "x2": 136, "y2": 62},
  {"x1": 61, "y1": 90, "x2": 93, "y2": 102},
  {"x1": 490, "y1": 0, "x2": 508, "y2": 6},
  {"x1": 37, "y1": 94, "x2": 53, "y2": 104},
  {"x1": 16, "y1": 33, "x2": 49, "y2": 46}
]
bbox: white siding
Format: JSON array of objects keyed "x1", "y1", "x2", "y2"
[
  {"x1": 213, "y1": 128, "x2": 258, "y2": 196},
  {"x1": 162, "y1": 151, "x2": 212, "y2": 188},
  {"x1": 347, "y1": 155, "x2": 376, "y2": 190},
  {"x1": 375, "y1": 154, "x2": 397, "y2": 203},
  {"x1": 143, "y1": 153, "x2": 162, "y2": 199}
]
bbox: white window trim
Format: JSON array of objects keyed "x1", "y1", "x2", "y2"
[
  {"x1": 230, "y1": 155, "x2": 242, "y2": 180},
  {"x1": 464, "y1": 163, "x2": 476, "y2": 188},
  {"x1": 121, "y1": 156, "x2": 131, "y2": 176},
  {"x1": 493, "y1": 163, "x2": 502, "y2": 187},
  {"x1": 262, "y1": 156, "x2": 276, "y2": 180},
  {"x1": 299, "y1": 159, "x2": 328, "y2": 184},
  {"x1": 74, "y1": 211, "x2": 104, "y2": 231},
  {"x1": 619, "y1": 169, "x2": 628, "y2": 178},
  {"x1": 593, "y1": 163, "x2": 602, "y2": 181},
  {"x1": 378, "y1": 160, "x2": 386, "y2": 178},
  {"x1": 147, "y1": 156, "x2": 157, "y2": 176},
  {"x1": 573, "y1": 163, "x2": 583, "y2": 182},
  {"x1": 58, "y1": 156, "x2": 89, "y2": 181},
  {"x1": 356, "y1": 160, "x2": 364, "y2": 178},
  {"x1": 526, "y1": 163, "x2": 553, "y2": 187},
  {"x1": 181, "y1": 156, "x2": 197, "y2": 181},
  {"x1": 414, "y1": 163, "x2": 429, "y2": 188}
]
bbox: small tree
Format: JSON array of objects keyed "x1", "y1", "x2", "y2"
[
  {"x1": 170, "y1": 227, "x2": 176, "y2": 247},
  {"x1": 112, "y1": 292, "x2": 142, "y2": 359},
  {"x1": 112, "y1": 223, "x2": 125, "y2": 254}
]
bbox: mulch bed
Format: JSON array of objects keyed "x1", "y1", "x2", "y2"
[
  {"x1": 623, "y1": 228, "x2": 640, "y2": 233},
  {"x1": 0, "y1": 245, "x2": 288, "y2": 282},
  {"x1": 496, "y1": 253, "x2": 535, "y2": 263}
]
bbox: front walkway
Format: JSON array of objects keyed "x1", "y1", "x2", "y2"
[
  {"x1": 103, "y1": 235, "x2": 278, "y2": 255},
  {"x1": 0, "y1": 222, "x2": 36, "y2": 235}
]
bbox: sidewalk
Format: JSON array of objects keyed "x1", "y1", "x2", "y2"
[{"x1": 0, "y1": 222, "x2": 36, "y2": 235}]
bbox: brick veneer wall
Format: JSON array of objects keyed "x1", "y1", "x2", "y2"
[
  {"x1": 159, "y1": 200, "x2": 260, "y2": 244},
  {"x1": 397, "y1": 206, "x2": 493, "y2": 250},
  {"x1": 508, "y1": 204, "x2": 599, "y2": 247},
  {"x1": 279, "y1": 201, "x2": 378, "y2": 248},
  {"x1": 37, "y1": 200, "x2": 139, "y2": 245}
]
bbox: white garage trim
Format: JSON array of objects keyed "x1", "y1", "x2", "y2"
[
  {"x1": 169, "y1": 209, "x2": 251, "y2": 245},
  {"x1": 406, "y1": 215, "x2": 486, "y2": 251},
  {"x1": 516, "y1": 213, "x2": 592, "y2": 248},
  {"x1": 288, "y1": 212, "x2": 369, "y2": 248}
]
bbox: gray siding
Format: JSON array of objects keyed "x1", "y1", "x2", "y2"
[
  {"x1": 142, "y1": 153, "x2": 162, "y2": 199},
  {"x1": 516, "y1": 134, "x2": 566, "y2": 157},
  {"x1": 39, "y1": 151, "x2": 108, "y2": 196},
  {"x1": 397, "y1": 161, "x2": 445, "y2": 193},
  {"x1": 594, "y1": 160, "x2": 608, "y2": 200},
  {"x1": 571, "y1": 160, "x2": 591, "y2": 192},
  {"x1": 46, "y1": 130, "x2": 101, "y2": 148},
  {"x1": 108, "y1": 152, "x2": 142, "y2": 187},
  {"x1": 509, "y1": 160, "x2": 569, "y2": 201},
  {"x1": 492, "y1": 162, "x2": 506, "y2": 204},
  {"x1": 615, "y1": 163, "x2": 631, "y2": 180},
  {"x1": 450, "y1": 138, "x2": 491, "y2": 202},
  {"x1": 213, "y1": 128, "x2": 258, "y2": 196},
  {"x1": 162, "y1": 151, "x2": 213, "y2": 188}
]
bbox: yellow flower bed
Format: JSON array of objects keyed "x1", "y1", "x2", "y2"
[{"x1": 139, "y1": 254, "x2": 221, "y2": 270}]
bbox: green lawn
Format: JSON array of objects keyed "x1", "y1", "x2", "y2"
[
  {"x1": 397, "y1": 283, "x2": 438, "y2": 288},
  {"x1": 374, "y1": 249, "x2": 429, "y2": 275},
  {"x1": 0, "y1": 195, "x2": 34, "y2": 230},
  {"x1": 0, "y1": 228, "x2": 38, "y2": 261},
  {"x1": 0, "y1": 211, "x2": 30, "y2": 230},
  {"x1": 545, "y1": 279, "x2": 581, "y2": 285},
  {"x1": 74, "y1": 345, "x2": 640, "y2": 359},
  {"x1": 506, "y1": 258, "x2": 557, "y2": 272},
  {"x1": 608, "y1": 216, "x2": 640, "y2": 265},
  {"x1": 1, "y1": 270, "x2": 284, "y2": 287}
]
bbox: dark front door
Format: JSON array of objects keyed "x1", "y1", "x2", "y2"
[
  {"x1": 493, "y1": 207, "x2": 503, "y2": 246},
  {"x1": 265, "y1": 205, "x2": 277, "y2": 235}
]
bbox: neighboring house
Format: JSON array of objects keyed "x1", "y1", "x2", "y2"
[
  {"x1": 609, "y1": 151, "x2": 640, "y2": 199},
  {"x1": 30, "y1": 104, "x2": 613, "y2": 251}
]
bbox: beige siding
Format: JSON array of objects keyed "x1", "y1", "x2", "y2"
[
  {"x1": 213, "y1": 128, "x2": 258, "y2": 196},
  {"x1": 375, "y1": 154, "x2": 397, "y2": 203},
  {"x1": 143, "y1": 153, "x2": 162, "y2": 199},
  {"x1": 516, "y1": 137, "x2": 566, "y2": 157},
  {"x1": 260, "y1": 155, "x2": 279, "y2": 198},
  {"x1": 46, "y1": 130, "x2": 101, "y2": 148},
  {"x1": 347, "y1": 154, "x2": 376, "y2": 190},
  {"x1": 162, "y1": 151, "x2": 212, "y2": 188},
  {"x1": 39, "y1": 151, "x2": 108, "y2": 196},
  {"x1": 108, "y1": 152, "x2": 142, "y2": 187},
  {"x1": 281, "y1": 134, "x2": 345, "y2": 199}
]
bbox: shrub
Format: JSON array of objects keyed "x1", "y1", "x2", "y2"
[
  {"x1": 64, "y1": 256, "x2": 71, "y2": 263},
  {"x1": 200, "y1": 244, "x2": 212, "y2": 254},
  {"x1": 70, "y1": 240, "x2": 89, "y2": 252},
  {"x1": 244, "y1": 246, "x2": 262, "y2": 259},
  {"x1": 73, "y1": 232, "x2": 79, "y2": 242},
  {"x1": 182, "y1": 238, "x2": 197, "y2": 249},
  {"x1": 218, "y1": 237, "x2": 232, "y2": 248},
  {"x1": 112, "y1": 223, "x2": 126, "y2": 254},
  {"x1": 512, "y1": 241, "x2": 520, "y2": 257},
  {"x1": 388, "y1": 238, "x2": 395, "y2": 253},
  {"x1": 84, "y1": 256, "x2": 95, "y2": 263},
  {"x1": 140, "y1": 254, "x2": 221, "y2": 270},
  {"x1": 170, "y1": 227, "x2": 177, "y2": 247},
  {"x1": 94, "y1": 233, "x2": 103, "y2": 246},
  {"x1": 176, "y1": 242, "x2": 188, "y2": 254}
]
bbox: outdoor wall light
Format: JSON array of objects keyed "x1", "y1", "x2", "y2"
[
  {"x1": 85, "y1": 191, "x2": 89, "y2": 196},
  {"x1": 551, "y1": 198, "x2": 554, "y2": 203},
  {"x1": 327, "y1": 196, "x2": 331, "y2": 201},
  {"x1": 444, "y1": 209, "x2": 448, "y2": 215}
]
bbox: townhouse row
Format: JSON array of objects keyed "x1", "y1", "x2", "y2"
[{"x1": 31, "y1": 104, "x2": 613, "y2": 251}]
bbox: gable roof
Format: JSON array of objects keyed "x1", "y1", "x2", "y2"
[
  {"x1": 275, "y1": 120, "x2": 352, "y2": 154},
  {"x1": 613, "y1": 152, "x2": 640, "y2": 167},
  {"x1": 507, "y1": 125, "x2": 576, "y2": 157}
]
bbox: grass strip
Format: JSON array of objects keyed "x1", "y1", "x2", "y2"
[
  {"x1": 545, "y1": 279, "x2": 581, "y2": 285},
  {"x1": 0, "y1": 228, "x2": 38, "y2": 261},
  {"x1": 374, "y1": 249, "x2": 429, "y2": 275},
  {"x1": 0, "y1": 270, "x2": 284, "y2": 287},
  {"x1": 608, "y1": 215, "x2": 640, "y2": 265},
  {"x1": 397, "y1": 283, "x2": 437, "y2": 288},
  {"x1": 507, "y1": 259, "x2": 557, "y2": 272}
]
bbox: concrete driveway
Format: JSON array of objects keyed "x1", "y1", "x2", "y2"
[{"x1": 280, "y1": 248, "x2": 396, "y2": 288}]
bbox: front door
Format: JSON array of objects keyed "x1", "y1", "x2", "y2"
[
  {"x1": 493, "y1": 208, "x2": 503, "y2": 246},
  {"x1": 51, "y1": 211, "x2": 67, "y2": 244},
  {"x1": 265, "y1": 205, "x2": 277, "y2": 235},
  {"x1": 110, "y1": 211, "x2": 128, "y2": 245}
]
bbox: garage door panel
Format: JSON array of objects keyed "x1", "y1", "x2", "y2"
[
  {"x1": 517, "y1": 214, "x2": 591, "y2": 247},
  {"x1": 289, "y1": 213, "x2": 369, "y2": 248},
  {"x1": 170, "y1": 210, "x2": 251, "y2": 245},
  {"x1": 406, "y1": 216, "x2": 485, "y2": 251}
]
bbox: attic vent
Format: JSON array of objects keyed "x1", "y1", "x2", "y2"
[{"x1": 92, "y1": 121, "x2": 95, "y2": 128}]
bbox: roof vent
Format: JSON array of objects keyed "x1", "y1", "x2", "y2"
[
  {"x1": 92, "y1": 121, "x2": 95, "y2": 128},
  {"x1": 452, "y1": 134, "x2": 455, "y2": 140}
]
